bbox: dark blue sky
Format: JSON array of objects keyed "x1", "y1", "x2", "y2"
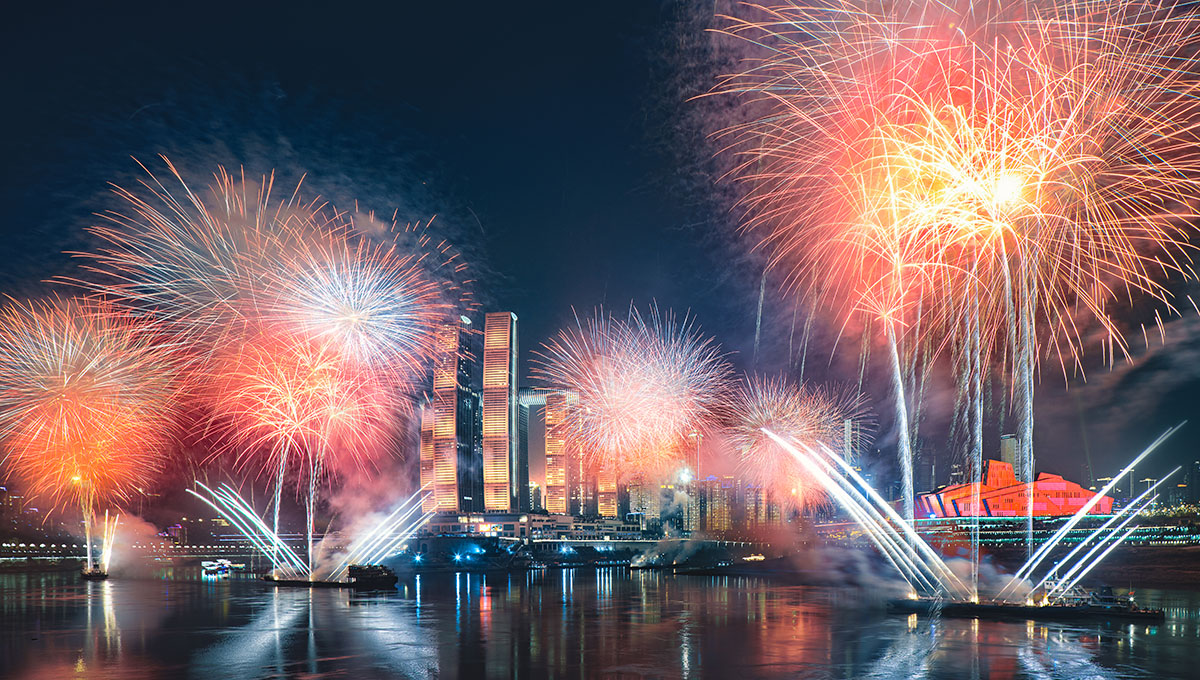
[{"x1": 2, "y1": 1, "x2": 1196, "y2": 490}]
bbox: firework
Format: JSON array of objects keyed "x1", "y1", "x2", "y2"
[
  {"x1": 726, "y1": 376, "x2": 868, "y2": 509},
  {"x1": 268, "y1": 235, "x2": 444, "y2": 383},
  {"x1": 0, "y1": 297, "x2": 177, "y2": 566},
  {"x1": 210, "y1": 331, "x2": 397, "y2": 573},
  {"x1": 713, "y1": 2, "x2": 1200, "y2": 544},
  {"x1": 533, "y1": 306, "x2": 732, "y2": 480},
  {"x1": 80, "y1": 159, "x2": 453, "y2": 380},
  {"x1": 77, "y1": 159, "x2": 467, "y2": 568}
]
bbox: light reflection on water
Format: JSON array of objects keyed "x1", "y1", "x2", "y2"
[{"x1": 1, "y1": 567, "x2": 1198, "y2": 679}]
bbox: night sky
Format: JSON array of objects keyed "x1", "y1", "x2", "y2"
[{"x1": 2, "y1": 1, "x2": 1196, "y2": 498}]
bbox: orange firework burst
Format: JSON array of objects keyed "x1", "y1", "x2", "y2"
[
  {"x1": 0, "y1": 297, "x2": 177, "y2": 515},
  {"x1": 726, "y1": 376, "x2": 870, "y2": 509},
  {"x1": 714, "y1": 1, "x2": 1200, "y2": 525},
  {"x1": 715, "y1": 0, "x2": 1200, "y2": 370},
  {"x1": 77, "y1": 159, "x2": 467, "y2": 482},
  {"x1": 533, "y1": 306, "x2": 732, "y2": 480},
  {"x1": 211, "y1": 332, "x2": 396, "y2": 483}
]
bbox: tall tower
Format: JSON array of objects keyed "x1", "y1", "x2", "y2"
[
  {"x1": 517, "y1": 401, "x2": 531, "y2": 512},
  {"x1": 597, "y1": 469, "x2": 618, "y2": 518},
  {"x1": 419, "y1": 318, "x2": 481, "y2": 513},
  {"x1": 482, "y1": 312, "x2": 520, "y2": 511},
  {"x1": 543, "y1": 390, "x2": 575, "y2": 515}
]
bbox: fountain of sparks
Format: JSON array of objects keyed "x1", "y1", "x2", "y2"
[
  {"x1": 769, "y1": 424, "x2": 1184, "y2": 604},
  {"x1": 994, "y1": 424, "x2": 1184, "y2": 603},
  {"x1": 189, "y1": 481, "x2": 309, "y2": 576},
  {"x1": 325, "y1": 489, "x2": 433, "y2": 581},
  {"x1": 764, "y1": 429, "x2": 972, "y2": 599},
  {"x1": 188, "y1": 481, "x2": 432, "y2": 580}
]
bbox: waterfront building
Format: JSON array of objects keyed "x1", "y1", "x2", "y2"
[
  {"x1": 917, "y1": 459, "x2": 1112, "y2": 518},
  {"x1": 420, "y1": 318, "x2": 482, "y2": 513},
  {"x1": 701, "y1": 475, "x2": 738, "y2": 533},
  {"x1": 542, "y1": 390, "x2": 574, "y2": 515},
  {"x1": 482, "y1": 312, "x2": 521, "y2": 512},
  {"x1": 421, "y1": 512, "x2": 640, "y2": 541},
  {"x1": 597, "y1": 469, "x2": 618, "y2": 518}
]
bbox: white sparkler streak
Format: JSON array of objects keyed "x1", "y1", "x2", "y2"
[
  {"x1": 327, "y1": 488, "x2": 432, "y2": 581},
  {"x1": 813, "y1": 439, "x2": 972, "y2": 598},
  {"x1": 352, "y1": 512, "x2": 432, "y2": 571},
  {"x1": 1049, "y1": 524, "x2": 1142, "y2": 604},
  {"x1": 766, "y1": 429, "x2": 970, "y2": 597},
  {"x1": 1043, "y1": 500, "x2": 1149, "y2": 601},
  {"x1": 188, "y1": 481, "x2": 309, "y2": 575},
  {"x1": 100, "y1": 511, "x2": 119, "y2": 573},
  {"x1": 1029, "y1": 469, "x2": 1179, "y2": 597},
  {"x1": 763, "y1": 430, "x2": 936, "y2": 592},
  {"x1": 1045, "y1": 484, "x2": 1170, "y2": 602},
  {"x1": 998, "y1": 424, "x2": 1183, "y2": 599}
]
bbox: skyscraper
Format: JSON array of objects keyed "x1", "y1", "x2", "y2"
[
  {"x1": 597, "y1": 469, "x2": 618, "y2": 518},
  {"x1": 517, "y1": 399, "x2": 531, "y2": 512},
  {"x1": 543, "y1": 390, "x2": 574, "y2": 515},
  {"x1": 482, "y1": 312, "x2": 520, "y2": 511},
  {"x1": 420, "y1": 317, "x2": 481, "y2": 513}
]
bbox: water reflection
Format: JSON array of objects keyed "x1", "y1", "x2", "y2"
[{"x1": 2, "y1": 568, "x2": 1199, "y2": 678}]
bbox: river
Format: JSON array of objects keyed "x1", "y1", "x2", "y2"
[{"x1": 2, "y1": 567, "x2": 1198, "y2": 678}]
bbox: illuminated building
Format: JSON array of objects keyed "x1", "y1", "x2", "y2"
[
  {"x1": 517, "y1": 399, "x2": 530, "y2": 511},
  {"x1": 482, "y1": 312, "x2": 521, "y2": 511},
  {"x1": 543, "y1": 390, "x2": 574, "y2": 515},
  {"x1": 419, "y1": 318, "x2": 482, "y2": 513},
  {"x1": 917, "y1": 460, "x2": 1113, "y2": 518},
  {"x1": 701, "y1": 475, "x2": 737, "y2": 533},
  {"x1": 744, "y1": 484, "x2": 781, "y2": 529},
  {"x1": 683, "y1": 433, "x2": 701, "y2": 532},
  {"x1": 626, "y1": 474, "x2": 662, "y2": 530},
  {"x1": 597, "y1": 469, "x2": 618, "y2": 518}
]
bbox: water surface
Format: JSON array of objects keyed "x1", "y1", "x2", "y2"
[{"x1": 1, "y1": 567, "x2": 1197, "y2": 679}]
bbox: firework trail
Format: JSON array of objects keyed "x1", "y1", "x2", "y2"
[
  {"x1": 533, "y1": 305, "x2": 732, "y2": 481},
  {"x1": 0, "y1": 297, "x2": 178, "y2": 568},
  {"x1": 712, "y1": 2, "x2": 1200, "y2": 543},
  {"x1": 726, "y1": 375, "x2": 869, "y2": 510}
]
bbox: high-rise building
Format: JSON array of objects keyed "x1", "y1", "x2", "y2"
[
  {"x1": 482, "y1": 312, "x2": 521, "y2": 511},
  {"x1": 420, "y1": 318, "x2": 482, "y2": 513},
  {"x1": 543, "y1": 390, "x2": 575, "y2": 515},
  {"x1": 701, "y1": 475, "x2": 738, "y2": 533},
  {"x1": 597, "y1": 469, "x2": 618, "y2": 518},
  {"x1": 626, "y1": 474, "x2": 662, "y2": 530},
  {"x1": 517, "y1": 400, "x2": 531, "y2": 512},
  {"x1": 683, "y1": 433, "x2": 701, "y2": 532},
  {"x1": 1000, "y1": 434, "x2": 1018, "y2": 471},
  {"x1": 842, "y1": 418, "x2": 861, "y2": 466},
  {"x1": 744, "y1": 484, "x2": 781, "y2": 530}
]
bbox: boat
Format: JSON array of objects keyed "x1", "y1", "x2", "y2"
[
  {"x1": 201, "y1": 559, "x2": 232, "y2": 576},
  {"x1": 889, "y1": 587, "x2": 1165, "y2": 623},
  {"x1": 260, "y1": 564, "x2": 399, "y2": 590},
  {"x1": 80, "y1": 563, "x2": 108, "y2": 580},
  {"x1": 347, "y1": 564, "x2": 399, "y2": 590}
]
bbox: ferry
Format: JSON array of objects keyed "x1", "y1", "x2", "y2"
[{"x1": 80, "y1": 562, "x2": 108, "y2": 580}]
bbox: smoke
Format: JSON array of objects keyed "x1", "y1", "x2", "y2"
[
  {"x1": 631, "y1": 538, "x2": 705, "y2": 567},
  {"x1": 106, "y1": 514, "x2": 172, "y2": 577},
  {"x1": 782, "y1": 544, "x2": 914, "y2": 599},
  {"x1": 945, "y1": 556, "x2": 1033, "y2": 601}
]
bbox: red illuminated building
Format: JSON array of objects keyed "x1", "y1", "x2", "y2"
[{"x1": 917, "y1": 460, "x2": 1113, "y2": 518}]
